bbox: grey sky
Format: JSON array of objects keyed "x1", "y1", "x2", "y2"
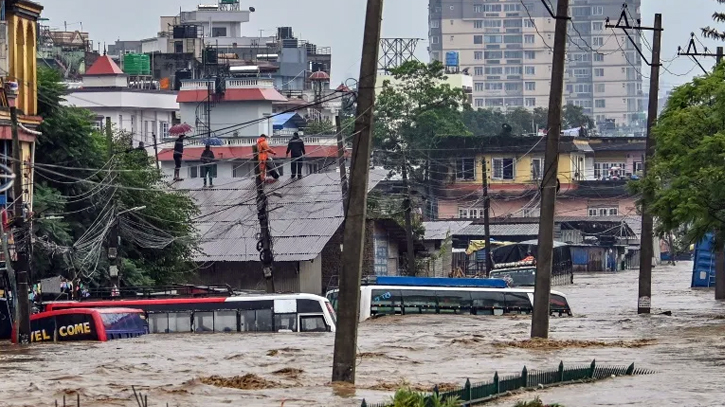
[{"x1": 39, "y1": 0, "x2": 725, "y2": 91}]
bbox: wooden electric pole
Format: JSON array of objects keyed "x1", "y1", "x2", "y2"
[
  {"x1": 253, "y1": 145, "x2": 275, "y2": 293},
  {"x1": 10, "y1": 103, "x2": 30, "y2": 344},
  {"x1": 331, "y1": 0, "x2": 384, "y2": 384},
  {"x1": 482, "y1": 158, "x2": 492, "y2": 276},
  {"x1": 530, "y1": 0, "x2": 569, "y2": 339},
  {"x1": 637, "y1": 15, "x2": 662, "y2": 309},
  {"x1": 335, "y1": 114, "x2": 349, "y2": 214},
  {"x1": 401, "y1": 160, "x2": 416, "y2": 276}
]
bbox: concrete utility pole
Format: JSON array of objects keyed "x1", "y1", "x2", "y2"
[
  {"x1": 401, "y1": 160, "x2": 416, "y2": 276},
  {"x1": 108, "y1": 206, "x2": 120, "y2": 291},
  {"x1": 10, "y1": 97, "x2": 30, "y2": 344},
  {"x1": 253, "y1": 145, "x2": 275, "y2": 293},
  {"x1": 530, "y1": 0, "x2": 569, "y2": 339},
  {"x1": 331, "y1": 0, "x2": 384, "y2": 384},
  {"x1": 482, "y1": 158, "x2": 492, "y2": 276},
  {"x1": 637, "y1": 14, "x2": 663, "y2": 312},
  {"x1": 335, "y1": 114, "x2": 349, "y2": 214},
  {"x1": 718, "y1": 46, "x2": 724, "y2": 65}
]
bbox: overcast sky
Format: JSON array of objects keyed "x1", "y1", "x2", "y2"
[{"x1": 39, "y1": 0, "x2": 725, "y2": 91}]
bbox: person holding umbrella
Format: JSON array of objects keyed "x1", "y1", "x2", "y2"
[{"x1": 173, "y1": 134, "x2": 185, "y2": 181}]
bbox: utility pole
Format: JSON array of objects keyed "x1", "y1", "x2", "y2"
[
  {"x1": 332, "y1": 0, "x2": 384, "y2": 384},
  {"x1": 677, "y1": 33, "x2": 717, "y2": 75},
  {"x1": 530, "y1": 0, "x2": 569, "y2": 339},
  {"x1": 335, "y1": 114, "x2": 349, "y2": 214},
  {"x1": 9, "y1": 89, "x2": 30, "y2": 344},
  {"x1": 152, "y1": 132, "x2": 160, "y2": 170},
  {"x1": 253, "y1": 145, "x2": 275, "y2": 293},
  {"x1": 718, "y1": 46, "x2": 724, "y2": 65},
  {"x1": 105, "y1": 118, "x2": 121, "y2": 293},
  {"x1": 608, "y1": 10, "x2": 663, "y2": 313},
  {"x1": 401, "y1": 160, "x2": 416, "y2": 276},
  {"x1": 482, "y1": 158, "x2": 492, "y2": 276}
]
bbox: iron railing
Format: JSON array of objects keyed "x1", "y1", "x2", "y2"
[{"x1": 361, "y1": 360, "x2": 655, "y2": 407}]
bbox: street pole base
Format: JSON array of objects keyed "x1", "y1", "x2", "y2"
[{"x1": 637, "y1": 296, "x2": 651, "y2": 314}]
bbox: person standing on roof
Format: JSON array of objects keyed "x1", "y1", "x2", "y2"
[
  {"x1": 286, "y1": 132, "x2": 306, "y2": 179},
  {"x1": 256, "y1": 133, "x2": 276, "y2": 181},
  {"x1": 200, "y1": 144, "x2": 215, "y2": 188},
  {"x1": 173, "y1": 134, "x2": 185, "y2": 181}
]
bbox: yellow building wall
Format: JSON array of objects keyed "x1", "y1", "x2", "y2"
[{"x1": 471, "y1": 153, "x2": 580, "y2": 185}]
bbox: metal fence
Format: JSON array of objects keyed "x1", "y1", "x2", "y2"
[{"x1": 361, "y1": 360, "x2": 655, "y2": 407}]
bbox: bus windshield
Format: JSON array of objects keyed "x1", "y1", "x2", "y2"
[{"x1": 490, "y1": 268, "x2": 536, "y2": 287}]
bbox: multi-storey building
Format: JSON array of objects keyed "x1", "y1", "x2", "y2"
[{"x1": 428, "y1": 0, "x2": 645, "y2": 128}]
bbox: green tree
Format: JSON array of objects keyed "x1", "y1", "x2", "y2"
[
  {"x1": 702, "y1": 0, "x2": 725, "y2": 40},
  {"x1": 303, "y1": 118, "x2": 335, "y2": 135},
  {"x1": 31, "y1": 67, "x2": 199, "y2": 285},
  {"x1": 561, "y1": 104, "x2": 595, "y2": 129},
  {"x1": 390, "y1": 388, "x2": 460, "y2": 407},
  {"x1": 635, "y1": 64, "x2": 725, "y2": 298}
]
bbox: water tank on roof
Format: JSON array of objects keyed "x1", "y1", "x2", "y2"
[
  {"x1": 445, "y1": 51, "x2": 460, "y2": 67},
  {"x1": 123, "y1": 53, "x2": 151, "y2": 76},
  {"x1": 278, "y1": 27, "x2": 293, "y2": 40}
]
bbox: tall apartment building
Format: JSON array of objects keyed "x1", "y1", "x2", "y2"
[{"x1": 428, "y1": 0, "x2": 645, "y2": 128}]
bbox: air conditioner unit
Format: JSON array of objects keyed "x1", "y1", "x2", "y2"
[{"x1": 0, "y1": 22, "x2": 8, "y2": 76}]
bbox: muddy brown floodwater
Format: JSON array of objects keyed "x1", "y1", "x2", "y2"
[{"x1": 1, "y1": 262, "x2": 724, "y2": 407}]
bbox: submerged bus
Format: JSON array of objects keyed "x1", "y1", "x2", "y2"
[
  {"x1": 44, "y1": 293, "x2": 336, "y2": 333},
  {"x1": 12, "y1": 308, "x2": 147, "y2": 343},
  {"x1": 326, "y1": 276, "x2": 571, "y2": 322}
]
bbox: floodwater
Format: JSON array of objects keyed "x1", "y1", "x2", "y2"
[{"x1": 2, "y1": 262, "x2": 725, "y2": 407}]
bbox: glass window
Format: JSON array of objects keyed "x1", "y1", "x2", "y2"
[
  {"x1": 148, "y1": 313, "x2": 168, "y2": 333},
  {"x1": 214, "y1": 310, "x2": 237, "y2": 332},
  {"x1": 194, "y1": 311, "x2": 214, "y2": 332},
  {"x1": 504, "y1": 293, "x2": 532, "y2": 312},
  {"x1": 168, "y1": 312, "x2": 191, "y2": 333},
  {"x1": 370, "y1": 289, "x2": 402, "y2": 316},
  {"x1": 470, "y1": 291, "x2": 505, "y2": 314},
  {"x1": 401, "y1": 289, "x2": 438, "y2": 314},
  {"x1": 300, "y1": 315, "x2": 327, "y2": 332},
  {"x1": 436, "y1": 290, "x2": 472, "y2": 314},
  {"x1": 274, "y1": 313, "x2": 298, "y2": 331},
  {"x1": 474, "y1": 35, "x2": 483, "y2": 44},
  {"x1": 240, "y1": 309, "x2": 273, "y2": 332}
]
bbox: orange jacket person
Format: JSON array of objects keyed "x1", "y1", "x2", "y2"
[{"x1": 256, "y1": 134, "x2": 276, "y2": 180}]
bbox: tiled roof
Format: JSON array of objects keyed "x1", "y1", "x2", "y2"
[
  {"x1": 85, "y1": 55, "x2": 124, "y2": 76},
  {"x1": 176, "y1": 88, "x2": 287, "y2": 103},
  {"x1": 171, "y1": 169, "x2": 387, "y2": 262}
]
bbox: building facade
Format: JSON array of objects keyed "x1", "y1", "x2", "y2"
[
  {"x1": 428, "y1": 0, "x2": 645, "y2": 128},
  {"x1": 64, "y1": 55, "x2": 179, "y2": 153}
]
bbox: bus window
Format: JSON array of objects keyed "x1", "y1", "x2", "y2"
[
  {"x1": 194, "y1": 312, "x2": 214, "y2": 332},
  {"x1": 297, "y1": 299, "x2": 324, "y2": 313},
  {"x1": 169, "y1": 312, "x2": 192, "y2": 333},
  {"x1": 436, "y1": 291, "x2": 473, "y2": 314},
  {"x1": 241, "y1": 309, "x2": 273, "y2": 332},
  {"x1": 300, "y1": 315, "x2": 327, "y2": 332},
  {"x1": 401, "y1": 290, "x2": 437, "y2": 314},
  {"x1": 470, "y1": 291, "x2": 505, "y2": 315},
  {"x1": 148, "y1": 313, "x2": 168, "y2": 333},
  {"x1": 370, "y1": 289, "x2": 402, "y2": 316},
  {"x1": 274, "y1": 313, "x2": 297, "y2": 332},
  {"x1": 550, "y1": 294, "x2": 571, "y2": 315},
  {"x1": 214, "y1": 310, "x2": 237, "y2": 332},
  {"x1": 504, "y1": 293, "x2": 532, "y2": 313}
]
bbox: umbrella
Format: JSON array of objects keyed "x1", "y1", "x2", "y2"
[
  {"x1": 203, "y1": 137, "x2": 223, "y2": 146},
  {"x1": 169, "y1": 123, "x2": 193, "y2": 136}
]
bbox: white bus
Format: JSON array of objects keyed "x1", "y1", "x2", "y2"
[
  {"x1": 326, "y1": 285, "x2": 571, "y2": 322},
  {"x1": 45, "y1": 293, "x2": 337, "y2": 334}
]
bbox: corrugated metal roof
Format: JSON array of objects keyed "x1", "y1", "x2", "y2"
[
  {"x1": 457, "y1": 223, "x2": 539, "y2": 237},
  {"x1": 172, "y1": 169, "x2": 387, "y2": 262},
  {"x1": 422, "y1": 221, "x2": 472, "y2": 240}
]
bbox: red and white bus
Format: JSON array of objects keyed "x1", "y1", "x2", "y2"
[
  {"x1": 12, "y1": 308, "x2": 147, "y2": 343},
  {"x1": 44, "y1": 293, "x2": 336, "y2": 333}
]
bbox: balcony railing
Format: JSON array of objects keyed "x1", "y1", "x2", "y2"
[
  {"x1": 169, "y1": 135, "x2": 336, "y2": 147},
  {"x1": 180, "y1": 78, "x2": 275, "y2": 91}
]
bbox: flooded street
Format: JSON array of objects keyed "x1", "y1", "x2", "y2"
[{"x1": 2, "y1": 262, "x2": 725, "y2": 406}]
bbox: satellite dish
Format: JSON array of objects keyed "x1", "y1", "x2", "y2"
[{"x1": 249, "y1": 6, "x2": 256, "y2": 12}]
